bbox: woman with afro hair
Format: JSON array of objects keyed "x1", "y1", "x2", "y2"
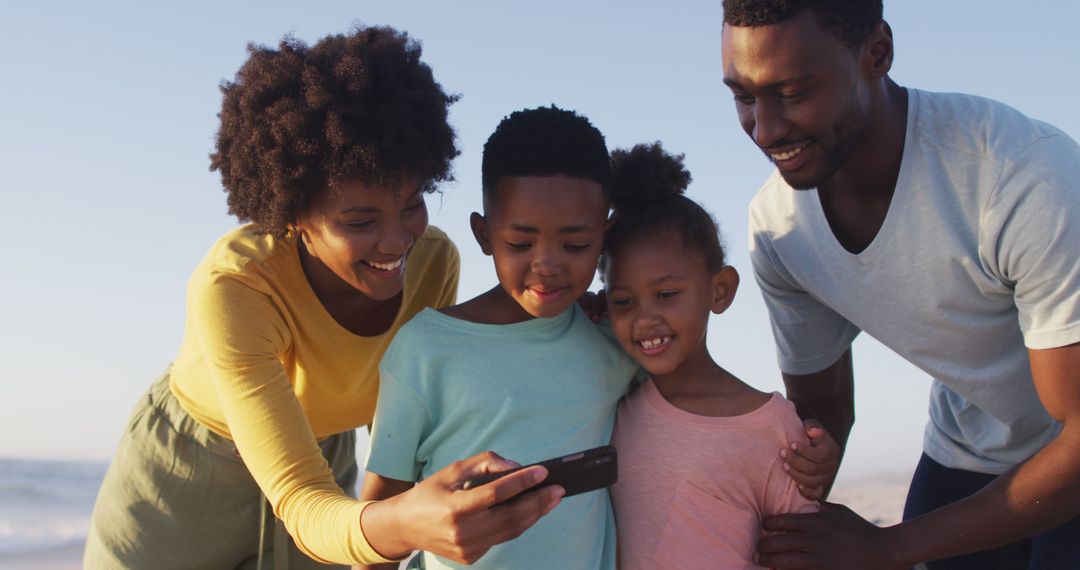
[{"x1": 84, "y1": 26, "x2": 561, "y2": 569}]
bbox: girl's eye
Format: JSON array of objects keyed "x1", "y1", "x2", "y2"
[
  {"x1": 405, "y1": 200, "x2": 425, "y2": 212},
  {"x1": 658, "y1": 290, "x2": 680, "y2": 299},
  {"x1": 506, "y1": 242, "x2": 530, "y2": 251},
  {"x1": 609, "y1": 298, "x2": 632, "y2": 307},
  {"x1": 565, "y1": 243, "x2": 592, "y2": 252}
]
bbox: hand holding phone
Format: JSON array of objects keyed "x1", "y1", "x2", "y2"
[{"x1": 462, "y1": 445, "x2": 617, "y2": 500}]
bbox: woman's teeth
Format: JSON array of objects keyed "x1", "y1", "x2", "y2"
[{"x1": 365, "y1": 258, "x2": 402, "y2": 271}]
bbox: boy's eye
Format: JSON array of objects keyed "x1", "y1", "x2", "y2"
[
  {"x1": 565, "y1": 243, "x2": 592, "y2": 252},
  {"x1": 609, "y1": 297, "x2": 632, "y2": 307},
  {"x1": 506, "y1": 242, "x2": 531, "y2": 251},
  {"x1": 658, "y1": 290, "x2": 680, "y2": 299},
  {"x1": 346, "y1": 220, "x2": 377, "y2": 230}
]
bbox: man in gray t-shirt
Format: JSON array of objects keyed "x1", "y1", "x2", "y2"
[{"x1": 721, "y1": 1, "x2": 1080, "y2": 569}]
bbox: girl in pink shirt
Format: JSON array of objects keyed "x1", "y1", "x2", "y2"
[{"x1": 601, "y1": 143, "x2": 819, "y2": 569}]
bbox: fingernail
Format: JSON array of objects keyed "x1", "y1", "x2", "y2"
[
  {"x1": 791, "y1": 442, "x2": 799, "y2": 450},
  {"x1": 532, "y1": 468, "x2": 547, "y2": 484},
  {"x1": 779, "y1": 449, "x2": 787, "y2": 459},
  {"x1": 782, "y1": 463, "x2": 790, "y2": 472}
]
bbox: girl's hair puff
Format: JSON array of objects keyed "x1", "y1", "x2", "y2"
[{"x1": 602, "y1": 142, "x2": 726, "y2": 274}]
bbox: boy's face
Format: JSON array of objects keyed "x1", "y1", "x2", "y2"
[
  {"x1": 604, "y1": 232, "x2": 736, "y2": 377},
  {"x1": 474, "y1": 175, "x2": 608, "y2": 319}
]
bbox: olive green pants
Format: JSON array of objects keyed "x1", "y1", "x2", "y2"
[{"x1": 84, "y1": 370, "x2": 356, "y2": 570}]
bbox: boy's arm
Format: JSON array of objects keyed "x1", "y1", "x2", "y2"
[{"x1": 355, "y1": 473, "x2": 415, "y2": 570}]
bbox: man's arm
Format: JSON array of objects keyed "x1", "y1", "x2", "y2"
[
  {"x1": 782, "y1": 349, "x2": 855, "y2": 495},
  {"x1": 758, "y1": 342, "x2": 1080, "y2": 569}
]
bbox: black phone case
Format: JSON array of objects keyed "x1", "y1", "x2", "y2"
[{"x1": 462, "y1": 445, "x2": 618, "y2": 499}]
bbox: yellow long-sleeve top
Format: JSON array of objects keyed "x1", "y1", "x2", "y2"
[{"x1": 169, "y1": 224, "x2": 459, "y2": 564}]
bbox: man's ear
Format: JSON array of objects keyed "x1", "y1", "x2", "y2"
[
  {"x1": 862, "y1": 20, "x2": 895, "y2": 79},
  {"x1": 710, "y1": 266, "x2": 740, "y2": 315},
  {"x1": 470, "y1": 212, "x2": 493, "y2": 256}
]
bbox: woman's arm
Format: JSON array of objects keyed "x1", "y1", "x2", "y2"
[
  {"x1": 361, "y1": 452, "x2": 563, "y2": 565},
  {"x1": 355, "y1": 474, "x2": 415, "y2": 570}
]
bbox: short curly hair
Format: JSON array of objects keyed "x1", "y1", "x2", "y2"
[
  {"x1": 722, "y1": 0, "x2": 883, "y2": 49},
  {"x1": 601, "y1": 142, "x2": 726, "y2": 278},
  {"x1": 480, "y1": 105, "x2": 610, "y2": 209},
  {"x1": 210, "y1": 25, "x2": 460, "y2": 237}
]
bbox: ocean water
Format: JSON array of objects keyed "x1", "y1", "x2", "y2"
[{"x1": 0, "y1": 458, "x2": 106, "y2": 556}]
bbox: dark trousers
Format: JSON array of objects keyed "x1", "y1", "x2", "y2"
[{"x1": 902, "y1": 453, "x2": 1080, "y2": 569}]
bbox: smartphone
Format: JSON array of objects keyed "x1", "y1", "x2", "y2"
[{"x1": 461, "y1": 445, "x2": 617, "y2": 499}]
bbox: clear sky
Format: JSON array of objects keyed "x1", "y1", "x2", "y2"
[{"x1": 2, "y1": 0, "x2": 1077, "y2": 481}]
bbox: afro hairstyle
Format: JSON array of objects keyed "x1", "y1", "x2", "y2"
[{"x1": 210, "y1": 25, "x2": 460, "y2": 237}]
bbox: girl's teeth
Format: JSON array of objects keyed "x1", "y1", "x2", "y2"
[{"x1": 640, "y1": 337, "x2": 671, "y2": 349}]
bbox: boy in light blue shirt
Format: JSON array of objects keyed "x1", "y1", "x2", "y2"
[{"x1": 361, "y1": 106, "x2": 636, "y2": 569}]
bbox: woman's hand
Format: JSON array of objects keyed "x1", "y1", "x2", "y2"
[
  {"x1": 361, "y1": 451, "x2": 564, "y2": 564},
  {"x1": 783, "y1": 419, "x2": 841, "y2": 500}
]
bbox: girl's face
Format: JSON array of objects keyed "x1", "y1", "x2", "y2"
[
  {"x1": 294, "y1": 177, "x2": 429, "y2": 302},
  {"x1": 604, "y1": 231, "x2": 736, "y2": 377}
]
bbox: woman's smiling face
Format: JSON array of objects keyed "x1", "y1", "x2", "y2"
[{"x1": 295, "y1": 177, "x2": 429, "y2": 302}]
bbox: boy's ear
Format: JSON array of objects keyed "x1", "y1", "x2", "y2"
[
  {"x1": 710, "y1": 266, "x2": 739, "y2": 314},
  {"x1": 470, "y1": 212, "x2": 494, "y2": 256}
]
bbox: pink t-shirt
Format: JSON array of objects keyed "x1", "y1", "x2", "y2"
[{"x1": 610, "y1": 379, "x2": 818, "y2": 569}]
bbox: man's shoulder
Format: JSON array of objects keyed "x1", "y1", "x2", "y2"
[
  {"x1": 911, "y1": 89, "x2": 1071, "y2": 164},
  {"x1": 748, "y1": 170, "x2": 796, "y2": 231}
]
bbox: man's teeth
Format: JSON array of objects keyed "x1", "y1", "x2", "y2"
[
  {"x1": 366, "y1": 258, "x2": 403, "y2": 271},
  {"x1": 639, "y1": 337, "x2": 671, "y2": 349},
  {"x1": 770, "y1": 145, "x2": 805, "y2": 161}
]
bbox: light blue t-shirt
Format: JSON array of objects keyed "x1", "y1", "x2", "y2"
[{"x1": 366, "y1": 304, "x2": 637, "y2": 570}]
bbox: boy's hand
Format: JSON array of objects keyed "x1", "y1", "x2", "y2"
[
  {"x1": 577, "y1": 290, "x2": 607, "y2": 323},
  {"x1": 782, "y1": 419, "x2": 840, "y2": 500}
]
